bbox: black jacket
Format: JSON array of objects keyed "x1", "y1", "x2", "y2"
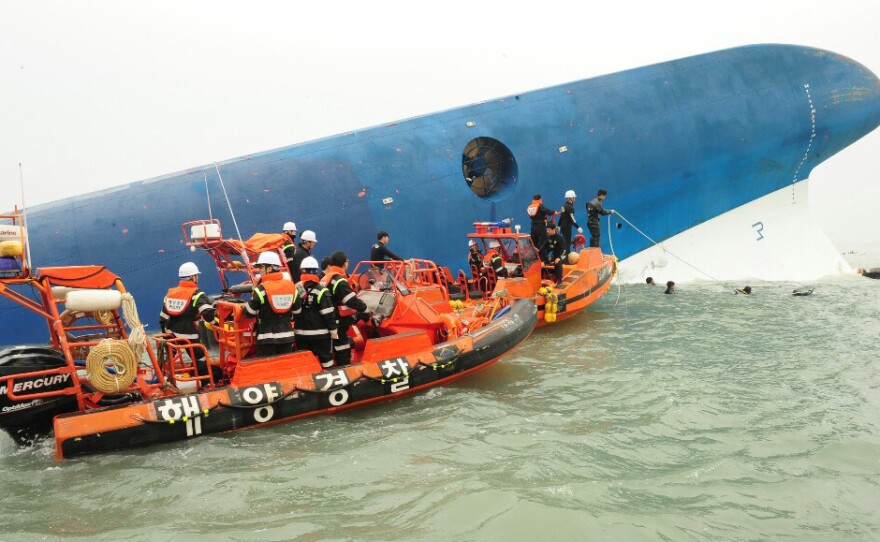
[
  {"x1": 159, "y1": 282, "x2": 215, "y2": 340},
  {"x1": 558, "y1": 200, "x2": 579, "y2": 230},
  {"x1": 371, "y1": 242, "x2": 403, "y2": 262},
  {"x1": 541, "y1": 232, "x2": 567, "y2": 263},
  {"x1": 587, "y1": 197, "x2": 612, "y2": 225},
  {"x1": 281, "y1": 233, "x2": 297, "y2": 276},
  {"x1": 290, "y1": 244, "x2": 312, "y2": 283},
  {"x1": 326, "y1": 272, "x2": 368, "y2": 324},
  {"x1": 294, "y1": 280, "x2": 338, "y2": 339},
  {"x1": 530, "y1": 202, "x2": 556, "y2": 227},
  {"x1": 243, "y1": 277, "x2": 301, "y2": 345}
]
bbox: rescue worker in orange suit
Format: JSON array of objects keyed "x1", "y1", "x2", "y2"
[
  {"x1": 586, "y1": 188, "x2": 615, "y2": 248},
  {"x1": 541, "y1": 223, "x2": 567, "y2": 283},
  {"x1": 526, "y1": 193, "x2": 556, "y2": 251},
  {"x1": 242, "y1": 252, "x2": 300, "y2": 357},
  {"x1": 159, "y1": 262, "x2": 222, "y2": 381},
  {"x1": 558, "y1": 190, "x2": 583, "y2": 252},
  {"x1": 485, "y1": 240, "x2": 508, "y2": 278},
  {"x1": 294, "y1": 256, "x2": 338, "y2": 368},
  {"x1": 281, "y1": 221, "x2": 298, "y2": 277},
  {"x1": 290, "y1": 229, "x2": 317, "y2": 284},
  {"x1": 321, "y1": 251, "x2": 369, "y2": 366},
  {"x1": 468, "y1": 240, "x2": 483, "y2": 278}
]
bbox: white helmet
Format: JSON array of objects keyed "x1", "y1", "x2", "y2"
[
  {"x1": 257, "y1": 252, "x2": 282, "y2": 267},
  {"x1": 301, "y1": 230, "x2": 317, "y2": 243},
  {"x1": 468, "y1": 240, "x2": 477, "y2": 247},
  {"x1": 488, "y1": 240, "x2": 500, "y2": 249},
  {"x1": 565, "y1": 190, "x2": 577, "y2": 199},
  {"x1": 178, "y1": 262, "x2": 200, "y2": 278},
  {"x1": 300, "y1": 256, "x2": 319, "y2": 271},
  {"x1": 283, "y1": 221, "x2": 297, "y2": 232}
]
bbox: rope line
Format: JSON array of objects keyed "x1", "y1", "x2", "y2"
[{"x1": 609, "y1": 212, "x2": 722, "y2": 283}]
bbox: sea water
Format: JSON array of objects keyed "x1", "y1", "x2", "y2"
[{"x1": 1, "y1": 277, "x2": 878, "y2": 541}]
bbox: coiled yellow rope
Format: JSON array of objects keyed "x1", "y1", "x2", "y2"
[{"x1": 86, "y1": 339, "x2": 137, "y2": 393}]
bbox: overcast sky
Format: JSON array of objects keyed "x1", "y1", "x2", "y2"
[{"x1": 1, "y1": 1, "x2": 877, "y2": 249}]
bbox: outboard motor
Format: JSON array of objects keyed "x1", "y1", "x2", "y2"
[{"x1": 0, "y1": 347, "x2": 79, "y2": 445}]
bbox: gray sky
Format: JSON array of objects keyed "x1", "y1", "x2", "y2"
[{"x1": 1, "y1": 1, "x2": 877, "y2": 248}]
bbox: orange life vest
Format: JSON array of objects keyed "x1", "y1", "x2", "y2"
[
  {"x1": 320, "y1": 266, "x2": 347, "y2": 288},
  {"x1": 321, "y1": 266, "x2": 357, "y2": 317},
  {"x1": 483, "y1": 249, "x2": 500, "y2": 268},
  {"x1": 258, "y1": 273, "x2": 298, "y2": 314},
  {"x1": 526, "y1": 199, "x2": 542, "y2": 217},
  {"x1": 163, "y1": 281, "x2": 201, "y2": 316}
]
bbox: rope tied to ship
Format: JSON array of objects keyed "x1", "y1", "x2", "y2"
[{"x1": 609, "y1": 212, "x2": 721, "y2": 283}]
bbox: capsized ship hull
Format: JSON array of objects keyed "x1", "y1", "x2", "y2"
[{"x1": 3, "y1": 44, "x2": 880, "y2": 344}]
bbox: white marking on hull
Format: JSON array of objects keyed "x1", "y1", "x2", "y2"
[{"x1": 617, "y1": 180, "x2": 851, "y2": 283}]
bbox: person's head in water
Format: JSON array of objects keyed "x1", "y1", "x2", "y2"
[
  {"x1": 736, "y1": 285, "x2": 752, "y2": 295},
  {"x1": 664, "y1": 280, "x2": 675, "y2": 294},
  {"x1": 646, "y1": 277, "x2": 655, "y2": 285}
]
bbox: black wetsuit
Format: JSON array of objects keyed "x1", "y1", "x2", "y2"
[
  {"x1": 587, "y1": 197, "x2": 612, "y2": 248},
  {"x1": 541, "y1": 232, "x2": 566, "y2": 282}
]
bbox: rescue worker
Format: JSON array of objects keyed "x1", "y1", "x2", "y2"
[
  {"x1": 242, "y1": 252, "x2": 300, "y2": 356},
  {"x1": 371, "y1": 231, "x2": 404, "y2": 265},
  {"x1": 485, "y1": 240, "x2": 508, "y2": 278},
  {"x1": 468, "y1": 240, "x2": 483, "y2": 275},
  {"x1": 526, "y1": 193, "x2": 556, "y2": 251},
  {"x1": 294, "y1": 256, "x2": 338, "y2": 368},
  {"x1": 586, "y1": 189, "x2": 615, "y2": 248},
  {"x1": 320, "y1": 257, "x2": 332, "y2": 279},
  {"x1": 558, "y1": 190, "x2": 583, "y2": 251},
  {"x1": 541, "y1": 223, "x2": 567, "y2": 283},
  {"x1": 290, "y1": 229, "x2": 317, "y2": 283},
  {"x1": 281, "y1": 221, "x2": 298, "y2": 277},
  {"x1": 159, "y1": 262, "x2": 221, "y2": 381},
  {"x1": 321, "y1": 251, "x2": 369, "y2": 366}
]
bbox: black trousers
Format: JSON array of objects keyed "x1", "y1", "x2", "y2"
[
  {"x1": 298, "y1": 336, "x2": 334, "y2": 367},
  {"x1": 561, "y1": 226, "x2": 573, "y2": 252},
  {"x1": 530, "y1": 223, "x2": 548, "y2": 252},
  {"x1": 588, "y1": 222, "x2": 601, "y2": 248},
  {"x1": 545, "y1": 260, "x2": 563, "y2": 282},
  {"x1": 333, "y1": 321, "x2": 354, "y2": 366}
]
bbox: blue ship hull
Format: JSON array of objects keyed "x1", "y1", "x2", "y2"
[{"x1": 4, "y1": 44, "x2": 880, "y2": 344}]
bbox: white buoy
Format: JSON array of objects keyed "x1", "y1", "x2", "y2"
[{"x1": 65, "y1": 289, "x2": 123, "y2": 311}]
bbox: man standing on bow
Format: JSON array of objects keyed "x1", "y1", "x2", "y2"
[{"x1": 586, "y1": 189, "x2": 615, "y2": 248}]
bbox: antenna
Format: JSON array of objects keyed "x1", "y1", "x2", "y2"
[
  {"x1": 213, "y1": 162, "x2": 251, "y2": 270},
  {"x1": 203, "y1": 170, "x2": 213, "y2": 219},
  {"x1": 18, "y1": 163, "x2": 33, "y2": 267}
]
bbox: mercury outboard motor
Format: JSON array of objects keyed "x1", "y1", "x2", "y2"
[{"x1": 0, "y1": 347, "x2": 79, "y2": 445}]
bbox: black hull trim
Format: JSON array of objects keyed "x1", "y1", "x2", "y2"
[{"x1": 58, "y1": 300, "x2": 536, "y2": 458}]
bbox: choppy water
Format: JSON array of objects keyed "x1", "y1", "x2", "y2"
[{"x1": 1, "y1": 277, "x2": 878, "y2": 541}]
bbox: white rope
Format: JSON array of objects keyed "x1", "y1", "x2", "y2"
[
  {"x1": 611, "y1": 211, "x2": 721, "y2": 283},
  {"x1": 213, "y1": 162, "x2": 251, "y2": 270},
  {"x1": 121, "y1": 293, "x2": 147, "y2": 361},
  {"x1": 607, "y1": 216, "x2": 626, "y2": 309}
]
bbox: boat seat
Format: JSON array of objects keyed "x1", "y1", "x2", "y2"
[{"x1": 449, "y1": 292, "x2": 466, "y2": 301}]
